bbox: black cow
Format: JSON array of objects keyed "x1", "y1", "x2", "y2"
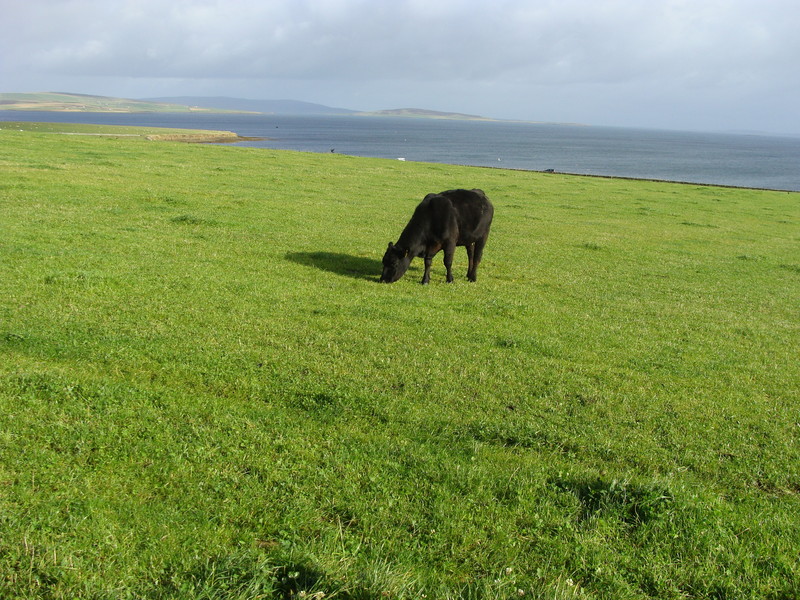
[{"x1": 380, "y1": 189, "x2": 494, "y2": 284}]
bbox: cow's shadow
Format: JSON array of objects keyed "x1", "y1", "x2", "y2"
[{"x1": 286, "y1": 251, "x2": 382, "y2": 281}]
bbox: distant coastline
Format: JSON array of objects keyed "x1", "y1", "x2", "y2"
[
  {"x1": 0, "y1": 93, "x2": 501, "y2": 121},
  {"x1": 0, "y1": 92, "x2": 585, "y2": 125},
  {"x1": 355, "y1": 108, "x2": 494, "y2": 121},
  {"x1": 0, "y1": 92, "x2": 255, "y2": 114}
]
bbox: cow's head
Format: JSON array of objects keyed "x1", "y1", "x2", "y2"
[{"x1": 380, "y1": 242, "x2": 411, "y2": 283}]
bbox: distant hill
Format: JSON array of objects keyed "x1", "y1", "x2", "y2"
[
  {"x1": 356, "y1": 108, "x2": 494, "y2": 121},
  {"x1": 0, "y1": 92, "x2": 250, "y2": 114},
  {"x1": 0, "y1": 92, "x2": 494, "y2": 121},
  {"x1": 145, "y1": 97, "x2": 357, "y2": 115}
]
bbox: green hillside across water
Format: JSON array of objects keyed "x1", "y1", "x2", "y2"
[
  {"x1": 0, "y1": 92, "x2": 253, "y2": 113},
  {"x1": 1, "y1": 125, "x2": 798, "y2": 598}
]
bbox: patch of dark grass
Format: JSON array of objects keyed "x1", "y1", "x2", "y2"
[
  {"x1": 737, "y1": 254, "x2": 765, "y2": 261},
  {"x1": 293, "y1": 391, "x2": 344, "y2": 413},
  {"x1": 779, "y1": 263, "x2": 800, "y2": 274},
  {"x1": 580, "y1": 242, "x2": 603, "y2": 251},
  {"x1": 463, "y1": 419, "x2": 581, "y2": 455},
  {"x1": 148, "y1": 553, "x2": 327, "y2": 600},
  {"x1": 493, "y1": 336, "x2": 561, "y2": 358},
  {"x1": 170, "y1": 214, "x2": 218, "y2": 226},
  {"x1": 42, "y1": 271, "x2": 100, "y2": 287},
  {"x1": 552, "y1": 476, "x2": 675, "y2": 527},
  {"x1": 680, "y1": 221, "x2": 719, "y2": 228},
  {"x1": 2, "y1": 332, "x2": 26, "y2": 343}
]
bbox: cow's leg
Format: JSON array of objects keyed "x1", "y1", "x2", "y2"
[
  {"x1": 468, "y1": 237, "x2": 488, "y2": 282},
  {"x1": 443, "y1": 242, "x2": 457, "y2": 282},
  {"x1": 421, "y1": 254, "x2": 433, "y2": 284},
  {"x1": 465, "y1": 243, "x2": 476, "y2": 280}
]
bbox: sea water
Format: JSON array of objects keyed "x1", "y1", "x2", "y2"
[{"x1": 4, "y1": 111, "x2": 800, "y2": 191}]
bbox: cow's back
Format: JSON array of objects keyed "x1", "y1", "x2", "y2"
[{"x1": 438, "y1": 189, "x2": 494, "y2": 243}]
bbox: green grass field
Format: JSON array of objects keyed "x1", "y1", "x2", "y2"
[{"x1": 1, "y1": 124, "x2": 798, "y2": 599}]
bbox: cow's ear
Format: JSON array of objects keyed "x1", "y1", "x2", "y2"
[{"x1": 387, "y1": 242, "x2": 394, "y2": 250}]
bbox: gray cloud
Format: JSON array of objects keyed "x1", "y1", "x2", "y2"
[{"x1": 3, "y1": 0, "x2": 799, "y2": 132}]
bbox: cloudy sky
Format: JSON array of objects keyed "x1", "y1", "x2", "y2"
[{"x1": 3, "y1": 0, "x2": 799, "y2": 134}]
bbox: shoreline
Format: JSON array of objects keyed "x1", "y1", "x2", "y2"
[
  {"x1": 469, "y1": 164, "x2": 800, "y2": 194},
  {"x1": 0, "y1": 121, "x2": 265, "y2": 144},
  {"x1": 145, "y1": 132, "x2": 265, "y2": 143},
  {"x1": 4, "y1": 119, "x2": 796, "y2": 192}
]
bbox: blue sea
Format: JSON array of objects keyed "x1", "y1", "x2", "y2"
[{"x1": 4, "y1": 111, "x2": 800, "y2": 191}]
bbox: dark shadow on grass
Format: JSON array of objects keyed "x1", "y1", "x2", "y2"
[{"x1": 286, "y1": 251, "x2": 382, "y2": 281}]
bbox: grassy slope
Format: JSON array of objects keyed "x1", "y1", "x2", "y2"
[{"x1": 0, "y1": 128, "x2": 798, "y2": 599}]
